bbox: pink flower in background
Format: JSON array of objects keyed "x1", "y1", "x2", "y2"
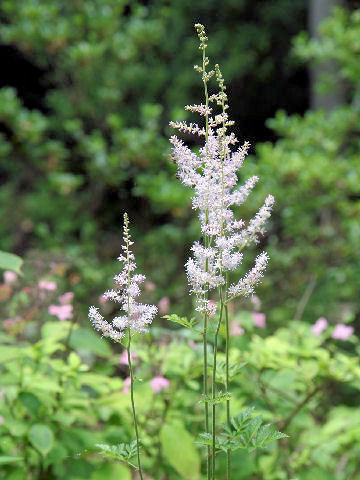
[
  {"x1": 332, "y1": 323, "x2": 354, "y2": 341},
  {"x1": 230, "y1": 321, "x2": 244, "y2": 336},
  {"x1": 3, "y1": 317, "x2": 21, "y2": 329},
  {"x1": 251, "y1": 295, "x2": 261, "y2": 310},
  {"x1": 48, "y1": 304, "x2": 73, "y2": 321},
  {"x1": 3, "y1": 270, "x2": 17, "y2": 285},
  {"x1": 99, "y1": 294, "x2": 108, "y2": 305},
  {"x1": 39, "y1": 280, "x2": 57, "y2": 291},
  {"x1": 158, "y1": 296, "x2": 170, "y2": 315},
  {"x1": 150, "y1": 376, "x2": 170, "y2": 393},
  {"x1": 311, "y1": 317, "x2": 328, "y2": 336},
  {"x1": 59, "y1": 292, "x2": 74, "y2": 304},
  {"x1": 0, "y1": 415, "x2": 4, "y2": 426},
  {"x1": 144, "y1": 281, "x2": 156, "y2": 293},
  {"x1": 189, "y1": 340, "x2": 198, "y2": 351},
  {"x1": 120, "y1": 350, "x2": 138, "y2": 365},
  {"x1": 208, "y1": 300, "x2": 217, "y2": 317},
  {"x1": 253, "y1": 312, "x2": 266, "y2": 329},
  {"x1": 122, "y1": 376, "x2": 131, "y2": 394}
]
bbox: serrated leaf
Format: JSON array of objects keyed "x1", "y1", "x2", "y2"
[
  {"x1": 163, "y1": 314, "x2": 197, "y2": 329},
  {"x1": 95, "y1": 441, "x2": 138, "y2": 465},
  {"x1": 199, "y1": 391, "x2": 231, "y2": 405},
  {"x1": 220, "y1": 407, "x2": 286, "y2": 453},
  {"x1": 216, "y1": 360, "x2": 247, "y2": 384}
]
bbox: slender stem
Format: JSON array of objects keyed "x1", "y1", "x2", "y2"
[
  {"x1": 203, "y1": 312, "x2": 210, "y2": 475},
  {"x1": 211, "y1": 292, "x2": 224, "y2": 478},
  {"x1": 124, "y1": 214, "x2": 143, "y2": 480},
  {"x1": 224, "y1": 273, "x2": 231, "y2": 478},
  {"x1": 127, "y1": 330, "x2": 144, "y2": 480},
  {"x1": 202, "y1": 42, "x2": 211, "y2": 480}
]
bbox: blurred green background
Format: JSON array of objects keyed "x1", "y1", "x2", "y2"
[
  {"x1": 1, "y1": 2, "x2": 360, "y2": 479},
  {"x1": 0, "y1": 0, "x2": 359, "y2": 326}
]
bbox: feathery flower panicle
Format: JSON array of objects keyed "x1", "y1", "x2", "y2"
[
  {"x1": 169, "y1": 24, "x2": 274, "y2": 311},
  {"x1": 88, "y1": 213, "x2": 157, "y2": 341}
]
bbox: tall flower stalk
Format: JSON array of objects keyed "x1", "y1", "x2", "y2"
[
  {"x1": 170, "y1": 24, "x2": 274, "y2": 479},
  {"x1": 89, "y1": 213, "x2": 158, "y2": 479}
]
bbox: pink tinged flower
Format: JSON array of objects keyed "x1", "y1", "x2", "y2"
[
  {"x1": 332, "y1": 323, "x2": 354, "y2": 341},
  {"x1": 158, "y1": 296, "x2": 170, "y2": 315},
  {"x1": 39, "y1": 280, "x2": 57, "y2": 291},
  {"x1": 3, "y1": 270, "x2": 17, "y2": 285},
  {"x1": 120, "y1": 350, "x2": 137, "y2": 365},
  {"x1": 189, "y1": 340, "x2": 198, "y2": 351},
  {"x1": 99, "y1": 294, "x2": 108, "y2": 305},
  {"x1": 311, "y1": 317, "x2": 328, "y2": 336},
  {"x1": 3, "y1": 317, "x2": 21, "y2": 329},
  {"x1": 253, "y1": 312, "x2": 266, "y2": 329},
  {"x1": 122, "y1": 376, "x2": 131, "y2": 394},
  {"x1": 144, "y1": 281, "x2": 156, "y2": 293},
  {"x1": 208, "y1": 300, "x2": 217, "y2": 317},
  {"x1": 48, "y1": 304, "x2": 73, "y2": 321},
  {"x1": 230, "y1": 321, "x2": 244, "y2": 336},
  {"x1": 251, "y1": 295, "x2": 261, "y2": 310},
  {"x1": 150, "y1": 376, "x2": 170, "y2": 394},
  {"x1": 59, "y1": 292, "x2": 74, "y2": 304}
]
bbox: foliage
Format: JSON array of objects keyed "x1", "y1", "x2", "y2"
[
  {"x1": 0, "y1": 251, "x2": 23, "y2": 273},
  {"x1": 242, "y1": 6, "x2": 360, "y2": 323},
  {"x1": 1, "y1": 276, "x2": 360, "y2": 479},
  {"x1": 0, "y1": 0, "x2": 306, "y2": 314}
]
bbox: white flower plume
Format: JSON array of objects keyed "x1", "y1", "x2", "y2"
[{"x1": 89, "y1": 213, "x2": 157, "y2": 341}]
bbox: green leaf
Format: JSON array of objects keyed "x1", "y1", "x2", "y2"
[
  {"x1": 160, "y1": 422, "x2": 200, "y2": 480},
  {"x1": 0, "y1": 456, "x2": 24, "y2": 465},
  {"x1": 0, "y1": 251, "x2": 23, "y2": 273},
  {"x1": 95, "y1": 441, "x2": 137, "y2": 467},
  {"x1": 200, "y1": 391, "x2": 231, "y2": 405},
  {"x1": 28, "y1": 424, "x2": 54, "y2": 456},
  {"x1": 163, "y1": 314, "x2": 197, "y2": 330},
  {"x1": 41, "y1": 321, "x2": 71, "y2": 342},
  {"x1": 19, "y1": 392, "x2": 41, "y2": 416},
  {"x1": 69, "y1": 328, "x2": 111, "y2": 356},
  {"x1": 91, "y1": 462, "x2": 131, "y2": 480}
]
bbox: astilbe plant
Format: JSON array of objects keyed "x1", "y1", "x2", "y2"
[
  {"x1": 89, "y1": 213, "x2": 157, "y2": 480},
  {"x1": 88, "y1": 24, "x2": 284, "y2": 480},
  {"x1": 169, "y1": 24, "x2": 276, "y2": 479}
]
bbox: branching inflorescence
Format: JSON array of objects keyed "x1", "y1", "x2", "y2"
[
  {"x1": 89, "y1": 213, "x2": 157, "y2": 340},
  {"x1": 89, "y1": 213, "x2": 157, "y2": 480},
  {"x1": 170, "y1": 23, "x2": 274, "y2": 480}
]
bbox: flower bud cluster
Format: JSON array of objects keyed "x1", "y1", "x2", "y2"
[{"x1": 89, "y1": 214, "x2": 157, "y2": 341}]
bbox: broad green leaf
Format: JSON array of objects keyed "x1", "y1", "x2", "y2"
[
  {"x1": 91, "y1": 462, "x2": 131, "y2": 480},
  {"x1": 41, "y1": 321, "x2": 72, "y2": 342},
  {"x1": 19, "y1": 392, "x2": 41, "y2": 416},
  {"x1": 160, "y1": 422, "x2": 200, "y2": 480},
  {"x1": 0, "y1": 345, "x2": 25, "y2": 363},
  {"x1": 0, "y1": 456, "x2": 24, "y2": 465},
  {"x1": 69, "y1": 328, "x2": 111, "y2": 356},
  {"x1": 28, "y1": 424, "x2": 54, "y2": 456},
  {"x1": 0, "y1": 251, "x2": 23, "y2": 273}
]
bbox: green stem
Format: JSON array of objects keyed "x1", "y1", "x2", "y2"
[
  {"x1": 211, "y1": 292, "x2": 224, "y2": 478},
  {"x1": 225, "y1": 292, "x2": 231, "y2": 479},
  {"x1": 202, "y1": 43, "x2": 211, "y2": 480},
  {"x1": 203, "y1": 313, "x2": 210, "y2": 476},
  {"x1": 127, "y1": 330, "x2": 144, "y2": 480}
]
